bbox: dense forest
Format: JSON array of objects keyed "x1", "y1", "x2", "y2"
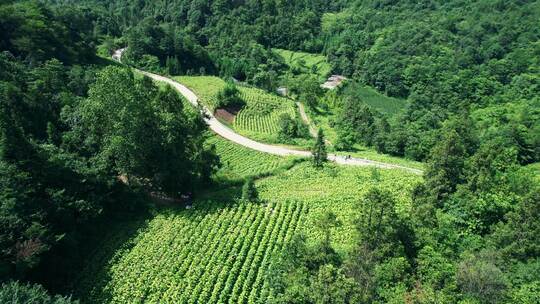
[{"x1": 1, "y1": 0, "x2": 539, "y2": 303}]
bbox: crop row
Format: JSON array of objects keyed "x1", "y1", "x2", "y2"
[
  {"x1": 206, "y1": 135, "x2": 293, "y2": 179},
  {"x1": 77, "y1": 200, "x2": 306, "y2": 303}
]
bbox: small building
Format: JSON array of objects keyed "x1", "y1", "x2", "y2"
[
  {"x1": 321, "y1": 75, "x2": 347, "y2": 90},
  {"x1": 276, "y1": 87, "x2": 289, "y2": 97}
]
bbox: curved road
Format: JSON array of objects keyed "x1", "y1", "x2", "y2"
[{"x1": 113, "y1": 49, "x2": 422, "y2": 174}]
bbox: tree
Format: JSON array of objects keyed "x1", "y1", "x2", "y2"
[
  {"x1": 277, "y1": 113, "x2": 307, "y2": 141},
  {"x1": 242, "y1": 178, "x2": 258, "y2": 202},
  {"x1": 75, "y1": 66, "x2": 218, "y2": 195},
  {"x1": 424, "y1": 128, "x2": 467, "y2": 204},
  {"x1": 312, "y1": 129, "x2": 327, "y2": 168},
  {"x1": 457, "y1": 254, "x2": 507, "y2": 304},
  {"x1": 215, "y1": 81, "x2": 244, "y2": 109},
  {"x1": 0, "y1": 281, "x2": 77, "y2": 304}
]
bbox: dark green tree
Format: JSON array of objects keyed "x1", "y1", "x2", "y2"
[
  {"x1": 242, "y1": 178, "x2": 259, "y2": 202},
  {"x1": 312, "y1": 128, "x2": 327, "y2": 168}
]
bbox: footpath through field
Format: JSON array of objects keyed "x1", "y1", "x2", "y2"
[{"x1": 113, "y1": 49, "x2": 422, "y2": 174}]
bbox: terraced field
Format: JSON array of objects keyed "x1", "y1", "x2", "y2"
[
  {"x1": 235, "y1": 88, "x2": 297, "y2": 138},
  {"x1": 175, "y1": 76, "x2": 298, "y2": 142},
  {"x1": 77, "y1": 200, "x2": 306, "y2": 304}
]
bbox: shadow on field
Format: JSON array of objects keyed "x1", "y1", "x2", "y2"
[{"x1": 70, "y1": 209, "x2": 153, "y2": 303}]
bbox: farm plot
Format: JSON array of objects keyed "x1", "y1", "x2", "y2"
[
  {"x1": 76, "y1": 200, "x2": 307, "y2": 304},
  {"x1": 206, "y1": 135, "x2": 299, "y2": 181},
  {"x1": 234, "y1": 88, "x2": 297, "y2": 140},
  {"x1": 256, "y1": 162, "x2": 422, "y2": 253},
  {"x1": 174, "y1": 76, "x2": 225, "y2": 110},
  {"x1": 75, "y1": 160, "x2": 421, "y2": 303},
  {"x1": 175, "y1": 76, "x2": 297, "y2": 143}
]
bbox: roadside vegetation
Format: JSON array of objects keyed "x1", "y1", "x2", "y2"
[{"x1": 1, "y1": 0, "x2": 539, "y2": 303}]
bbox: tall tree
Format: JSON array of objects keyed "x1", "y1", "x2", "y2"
[{"x1": 312, "y1": 128, "x2": 327, "y2": 168}]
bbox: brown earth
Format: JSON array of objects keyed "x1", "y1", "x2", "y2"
[
  {"x1": 214, "y1": 109, "x2": 235, "y2": 124},
  {"x1": 214, "y1": 105, "x2": 243, "y2": 124}
]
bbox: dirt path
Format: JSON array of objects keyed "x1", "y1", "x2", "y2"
[
  {"x1": 296, "y1": 101, "x2": 332, "y2": 145},
  {"x1": 113, "y1": 49, "x2": 422, "y2": 174},
  {"x1": 296, "y1": 102, "x2": 318, "y2": 138}
]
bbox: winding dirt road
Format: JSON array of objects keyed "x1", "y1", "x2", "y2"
[{"x1": 113, "y1": 49, "x2": 422, "y2": 174}]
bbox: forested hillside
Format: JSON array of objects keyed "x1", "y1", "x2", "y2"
[
  {"x1": 0, "y1": 0, "x2": 218, "y2": 299},
  {"x1": 1, "y1": 0, "x2": 539, "y2": 303}
]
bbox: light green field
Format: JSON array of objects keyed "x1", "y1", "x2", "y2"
[
  {"x1": 342, "y1": 82, "x2": 408, "y2": 116},
  {"x1": 174, "y1": 76, "x2": 224, "y2": 110},
  {"x1": 75, "y1": 137, "x2": 421, "y2": 303},
  {"x1": 235, "y1": 88, "x2": 298, "y2": 143},
  {"x1": 273, "y1": 48, "x2": 332, "y2": 78},
  {"x1": 321, "y1": 11, "x2": 350, "y2": 32},
  {"x1": 206, "y1": 135, "x2": 299, "y2": 181}
]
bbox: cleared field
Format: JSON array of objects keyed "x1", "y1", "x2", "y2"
[
  {"x1": 257, "y1": 162, "x2": 421, "y2": 253},
  {"x1": 341, "y1": 82, "x2": 408, "y2": 116},
  {"x1": 174, "y1": 76, "x2": 224, "y2": 110},
  {"x1": 273, "y1": 48, "x2": 332, "y2": 78},
  {"x1": 235, "y1": 88, "x2": 297, "y2": 140}
]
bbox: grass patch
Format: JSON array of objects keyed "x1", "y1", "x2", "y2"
[
  {"x1": 274, "y1": 48, "x2": 332, "y2": 78},
  {"x1": 321, "y1": 11, "x2": 350, "y2": 32},
  {"x1": 342, "y1": 82, "x2": 408, "y2": 116}
]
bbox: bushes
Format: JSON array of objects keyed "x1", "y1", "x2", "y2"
[
  {"x1": 215, "y1": 82, "x2": 245, "y2": 109},
  {"x1": 0, "y1": 281, "x2": 77, "y2": 304},
  {"x1": 277, "y1": 113, "x2": 309, "y2": 141},
  {"x1": 242, "y1": 178, "x2": 259, "y2": 202}
]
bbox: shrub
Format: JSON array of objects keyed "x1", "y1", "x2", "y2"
[{"x1": 242, "y1": 178, "x2": 259, "y2": 202}]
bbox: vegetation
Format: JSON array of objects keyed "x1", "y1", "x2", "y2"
[
  {"x1": 2, "y1": 0, "x2": 539, "y2": 303},
  {"x1": 242, "y1": 178, "x2": 259, "y2": 202},
  {"x1": 76, "y1": 200, "x2": 307, "y2": 303},
  {"x1": 75, "y1": 66, "x2": 219, "y2": 196},
  {"x1": 274, "y1": 48, "x2": 332, "y2": 79},
  {"x1": 215, "y1": 81, "x2": 244, "y2": 109},
  {"x1": 312, "y1": 129, "x2": 327, "y2": 168},
  {"x1": 0, "y1": 281, "x2": 77, "y2": 304},
  {"x1": 176, "y1": 75, "x2": 304, "y2": 144},
  {"x1": 340, "y1": 82, "x2": 407, "y2": 116},
  {"x1": 235, "y1": 89, "x2": 300, "y2": 143},
  {"x1": 206, "y1": 135, "x2": 297, "y2": 181}
]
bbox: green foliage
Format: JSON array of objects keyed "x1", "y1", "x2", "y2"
[
  {"x1": 274, "y1": 48, "x2": 332, "y2": 79},
  {"x1": 277, "y1": 113, "x2": 309, "y2": 142},
  {"x1": 457, "y1": 254, "x2": 508, "y2": 304},
  {"x1": 206, "y1": 135, "x2": 296, "y2": 181},
  {"x1": 0, "y1": 1, "x2": 96, "y2": 64},
  {"x1": 76, "y1": 200, "x2": 307, "y2": 303},
  {"x1": 242, "y1": 178, "x2": 259, "y2": 202},
  {"x1": 0, "y1": 281, "x2": 77, "y2": 304},
  {"x1": 177, "y1": 76, "x2": 301, "y2": 144},
  {"x1": 312, "y1": 129, "x2": 327, "y2": 168},
  {"x1": 215, "y1": 81, "x2": 244, "y2": 109},
  {"x1": 73, "y1": 66, "x2": 218, "y2": 195},
  {"x1": 340, "y1": 82, "x2": 407, "y2": 116},
  {"x1": 123, "y1": 20, "x2": 215, "y2": 75}
]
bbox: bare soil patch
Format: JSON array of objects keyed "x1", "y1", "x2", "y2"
[{"x1": 214, "y1": 105, "x2": 242, "y2": 124}]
